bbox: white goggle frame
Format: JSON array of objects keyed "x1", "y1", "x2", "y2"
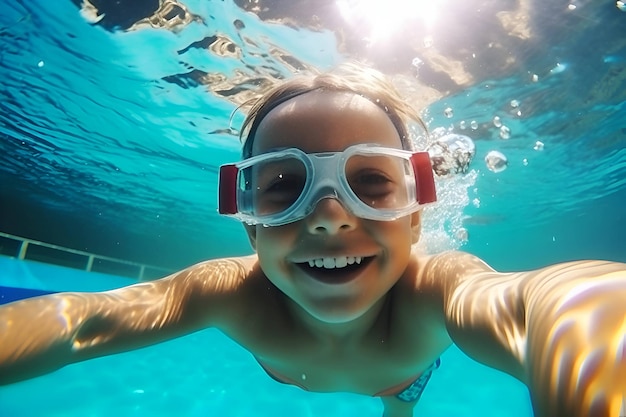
[{"x1": 218, "y1": 143, "x2": 436, "y2": 226}]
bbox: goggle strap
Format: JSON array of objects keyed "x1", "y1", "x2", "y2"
[
  {"x1": 410, "y1": 152, "x2": 437, "y2": 204},
  {"x1": 218, "y1": 164, "x2": 239, "y2": 214}
]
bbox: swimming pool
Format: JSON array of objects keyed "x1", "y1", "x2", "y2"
[
  {"x1": 1, "y1": 0, "x2": 625, "y2": 416},
  {"x1": 0, "y1": 256, "x2": 532, "y2": 416}
]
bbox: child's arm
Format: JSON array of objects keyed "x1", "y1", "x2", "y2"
[
  {"x1": 421, "y1": 251, "x2": 626, "y2": 417},
  {"x1": 0, "y1": 256, "x2": 254, "y2": 385}
]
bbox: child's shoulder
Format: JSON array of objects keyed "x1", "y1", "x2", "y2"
[
  {"x1": 170, "y1": 254, "x2": 273, "y2": 310},
  {"x1": 407, "y1": 249, "x2": 491, "y2": 288}
]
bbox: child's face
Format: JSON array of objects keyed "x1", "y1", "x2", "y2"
[{"x1": 245, "y1": 90, "x2": 420, "y2": 324}]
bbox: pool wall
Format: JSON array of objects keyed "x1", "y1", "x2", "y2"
[{"x1": 0, "y1": 255, "x2": 135, "y2": 304}]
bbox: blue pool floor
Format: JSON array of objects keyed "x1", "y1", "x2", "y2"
[{"x1": 0, "y1": 257, "x2": 532, "y2": 416}]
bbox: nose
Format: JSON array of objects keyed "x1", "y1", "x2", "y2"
[{"x1": 305, "y1": 197, "x2": 357, "y2": 235}]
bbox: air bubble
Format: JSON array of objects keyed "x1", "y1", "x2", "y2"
[
  {"x1": 430, "y1": 126, "x2": 448, "y2": 138},
  {"x1": 510, "y1": 99, "x2": 520, "y2": 108},
  {"x1": 412, "y1": 57, "x2": 424, "y2": 69},
  {"x1": 472, "y1": 198, "x2": 480, "y2": 208},
  {"x1": 499, "y1": 125, "x2": 511, "y2": 139},
  {"x1": 533, "y1": 141, "x2": 545, "y2": 151},
  {"x1": 444, "y1": 107, "x2": 454, "y2": 118},
  {"x1": 618, "y1": 0, "x2": 626, "y2": 11},
  {"x1": 427, "y1": 133, "x2": 476, "y2": 176},
  {"x1": 485, "y1": 150, "x2": 508, "y2": 173},
  {"x1": 531, "y1": 73, "x2": 539, "y2": 82},
  {"x1": 470, "y1": 120, "x2": 478, "y2": 130},
  {"x1": 37, "y1": 60, "x2": 44, "y2": 68},
  {"x1": 522, "y1": 158, "x2": 529, "y2": 166},
  {"x1": 492, "y1": 116, "x2": 502, "y2": 128},
  {"x1": 455, "y1": 228, "x2": 469, "y2": 242},
  {"x1": 459, "y1": 120, "x2": 467, "y2": 130}
]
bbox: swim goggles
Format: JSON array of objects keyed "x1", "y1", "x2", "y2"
[{"x1": 218, "y1": 143, "x2": 436, "y2": 226}]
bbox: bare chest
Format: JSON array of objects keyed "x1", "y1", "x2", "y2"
[{"x1": 243, "y1": 323, "x2": 448, "y2": 395}]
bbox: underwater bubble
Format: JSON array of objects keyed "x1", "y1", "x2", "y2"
[
  {"x1": 470, "y1": 120, "x2": 478, "y2": 130},
  {"x1": 531, "y1": 73, "x2": 539, "y2": 82},
  {"x1": 568, "y1": 3, "x2": 577, "y2": 10},
  {"x1": 455, "y1": 228, "x2": 469, "y2": 242},
  {"x1": 459, "y1": 120, "x2": 467, "y2": 130},
  {"x1": 485, "y1": 150, "x2": 508, "y2": 173},
  {"x1": 412, "y1": 57, "x2": 424, "y2": 69},
  {"x1": 492, "y1": 116, "x2": 502, "y2": 128},
  {"x1": 522, "y1": 158, "x2": 529, "y2": 166},
  {"x1": 444, "y1": 107, "x2": 454, "y2": 118},
  {"x1": 430, "y1": 126, "x2": 448, "y2": 139},
  {"x1": 533, "y1": 141, "x2": 545, "y2": 151},
  {"x1": 37, "y1": 60, "x2": 44, "y2": 68},
  {"x1": 499, "y1": 125, "x2": 511, "y2": 139},
  {"x1": 510, "y1": 99, "x2": 520, "y2": 108},
  {"x1": 617, "y1": 0, "x2": 626, "y2": 11},
  {"x1": 427, "y1": 133, "x2": 476, "y2": 176},
  {"x1": 472, "y1": 198, "x2": 480, "y2": 208},
  {"x1": 423, "y1": 36, "x2": 434, "y2": 48}
]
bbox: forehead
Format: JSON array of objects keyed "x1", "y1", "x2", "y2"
[{"x1": 252, "y1": 90, "x2": 402, "y2": 155}]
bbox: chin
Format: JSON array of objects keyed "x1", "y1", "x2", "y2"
[{"x1": 304, "y1": 300, "x2": 375, "y2": 324}]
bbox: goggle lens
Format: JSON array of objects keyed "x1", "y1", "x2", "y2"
[
  {"x1": 243, "y1": 157, "x2": 307, "y2": 217},
  {"x1": 345, "y1": 154, "x2": 413, "y2": 210}
]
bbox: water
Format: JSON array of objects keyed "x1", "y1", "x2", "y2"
[
  {"x1": 1, "y1": 1, "x2": 624, "y2": 270},
  {"x1": 0, "y1": 0, "x2": 625, "y2": 415}
]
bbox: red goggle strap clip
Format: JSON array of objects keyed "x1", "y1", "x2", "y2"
[
  {"x1": 410, "y1": 152, "x2": 437, "y2": 204},
  {"x1": 218, "y1": 164, "x2": 239, "y2": 215}
]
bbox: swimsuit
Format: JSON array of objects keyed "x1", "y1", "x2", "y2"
[
  {"x1": 393, "y1": 358, "x2": 441, "y2": 402},
  {"x1": 258, "y1": 357, "x2": 440, "y2": 403}
]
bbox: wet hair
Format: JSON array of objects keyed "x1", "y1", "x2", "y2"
[{"x1": 238, "y1": 63, "x2": 428, "y2": 158}]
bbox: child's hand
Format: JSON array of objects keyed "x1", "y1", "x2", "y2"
[{"x1": 524, "y1": 267, "x2": 626, "y2": 417}]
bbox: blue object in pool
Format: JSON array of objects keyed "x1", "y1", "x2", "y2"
[{"x1": 0, "y1": 286, "x2": 56, "y2": 305}]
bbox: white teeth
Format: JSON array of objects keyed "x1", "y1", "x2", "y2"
[
  {"x1": 307, "y1": 256, "x2": 363, "y2": 269},
  {"x1": 334, "y1": 257, "x2": 348, "y2": 268}
]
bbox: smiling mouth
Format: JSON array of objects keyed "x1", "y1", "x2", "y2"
[{"x1": 295, "y1": 256, "x2": 375, "y2": 285}]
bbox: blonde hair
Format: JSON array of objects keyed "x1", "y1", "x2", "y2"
[{"x1": 238, "y1": 63, "x2": 427, "y2": 158}]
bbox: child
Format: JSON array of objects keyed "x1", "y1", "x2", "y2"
[{"x1": 1, "y1": 64, "x2": 625, "y2": 417}]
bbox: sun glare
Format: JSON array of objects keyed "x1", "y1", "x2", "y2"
[{"x1": 336, "y1": 0, "x2": 444, "y2": 43}]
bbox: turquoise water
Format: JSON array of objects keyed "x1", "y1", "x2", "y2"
[
  {"x1": 0, "y1": 1, "x2": 623, "y2": 269},
  {"x1": 1, "y1": 0, "x2": 625, "y2": 416}
]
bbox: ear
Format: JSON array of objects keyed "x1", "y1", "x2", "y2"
[
  {"x1": 410, "y1": 211, "x2": 422, "y2": 244},
  {"x1": 243, "y1": 223, "x2": 258, "y2": 251}
]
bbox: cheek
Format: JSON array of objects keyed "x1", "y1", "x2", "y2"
[
  {"x1": 254, "y1": 225, "x2": 296, "y2": 266},
  {"x1": 375, "y1": 219, "x2": 415, "y2": 264},
  {"x1": 256, "y1": 225, "x2": 292, "y2": 245},
  {"x1": 375, "y1": 217, "x2": 414, "y2": 243}
]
